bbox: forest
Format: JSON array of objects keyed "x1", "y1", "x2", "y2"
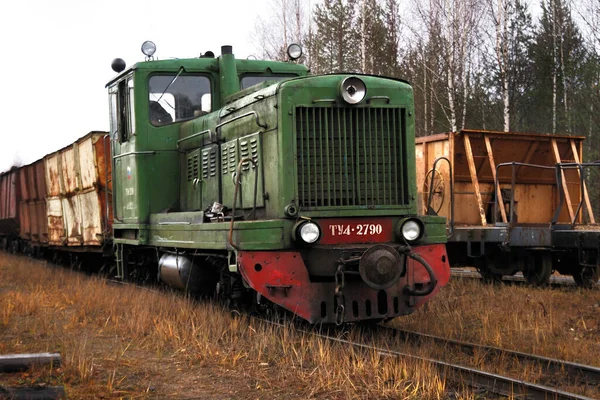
[{"x1": 254, "y1": 0, "x2": 600, "y2": 164}]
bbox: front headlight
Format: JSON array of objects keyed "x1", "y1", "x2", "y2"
[
  {"x1": 400, "y1": 219, "x2": 422, "y2": 241},
  {"x1": 340, "y1": 77, "x2": 367, "y2": 104},
  {"x1": 299, "y1": 222, "x2": 320, "y2": 244}
]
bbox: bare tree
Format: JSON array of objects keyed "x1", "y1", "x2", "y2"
[
  {"x1": 253, "y1": 0, "x2": 308, "y2": 61},
  {"x1": 411, "y1": 0, "x2": 483, "y2": 132},
  {"x1": 487, "y1": 0, "x2": 512, "y2": 131}
]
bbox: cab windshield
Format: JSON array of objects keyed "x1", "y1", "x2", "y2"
[{"x1": 149, "y1": 74, "x2": 212, "y2": 126}]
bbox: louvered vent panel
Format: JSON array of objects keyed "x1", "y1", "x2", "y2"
[
  {"x1": 221, "y1": 143, "x2": 237, "y2": 175},
  {"x1": 202, "y1": 147, "x2": 217, "y2": 179},
  {"x1": 186, "y1": 152, "x2": 199, "y2": 182}
]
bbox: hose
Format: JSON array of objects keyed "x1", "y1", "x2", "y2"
[{"x1": 403, "y1": 252, "x2": 437, "y2": 296}]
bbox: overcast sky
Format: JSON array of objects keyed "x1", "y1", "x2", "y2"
[{"x1": 0, "y1": 0, "x2": 272, "y2": 172}]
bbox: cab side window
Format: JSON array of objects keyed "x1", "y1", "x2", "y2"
[{"x1": 149, "y1": 75, "x2": 212, "y2": 126}]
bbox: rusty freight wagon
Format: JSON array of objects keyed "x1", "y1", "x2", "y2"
[
  {"x1": 44, "y1": 132, "x2": 112, "y2": 250},
  {"x1": 416, "y1": 129, "x2": 599, "y2": 286}
]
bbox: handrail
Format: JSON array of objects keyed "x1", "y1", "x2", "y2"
[
  {"x1": 113, "y1": 151, "x2": 156, "y2": 160},
  {"x1": 176, "y1": 130, "x2": 212, "y2": 149},
  {"x1": 102, "y1": 134, "x2": 111, "y2": 236},
  {"x1": 551, "y1": 162, "x2": 600, "y2": 228},
  {"x1": 493, "y1": 162, "x2": 555, "y2": 226},
  {"x1": 216, "y1": 111, "x2": 266, "y2": 135},
  {"x1": 428, "y1": 156, "x2": 454, "y2": 238}
]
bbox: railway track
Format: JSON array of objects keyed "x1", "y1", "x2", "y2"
[{"x1": 259, "y1": 318, "x2": 599, "y2": 399}]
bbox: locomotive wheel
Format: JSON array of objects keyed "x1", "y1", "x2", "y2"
[
  {"x1": 523, "y1": 252, "x2": 552, "y2": 286},
  {"x1": 572, "y1": 266, "x2": 600, "y2": 288},
  {"x1": 423, "y1": 169, "x2": 445, "y2": 215}
]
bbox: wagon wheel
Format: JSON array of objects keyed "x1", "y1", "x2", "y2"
[
  {"x1": 423, "y1": 169, "x2": 445, "y2": 215},
  {"x1": 573, "y1": 265, "x2": 600, "y2": 288},
  {"x1": 522, "y1": 252, "x2": 552, "y2": 286}
]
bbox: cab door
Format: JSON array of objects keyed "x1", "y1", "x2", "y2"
[{"x1": 109, "y1": 76, "x2": 137, "y2": 222}]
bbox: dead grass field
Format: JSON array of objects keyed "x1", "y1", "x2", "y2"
[
  {"x1": 0, "y1": 253, "x2": 459, "y2": 399},
  {"x1": 391, "y1": 275, "x2": 600, "y2": 367},
  {"x1": 1, "y1": 252, "x2": 598, "y2": 399}
]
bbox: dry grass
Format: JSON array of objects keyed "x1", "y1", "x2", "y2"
[
  {"x1": 391, "y1": 277, "x2": 600, "y2": 367},
  {"x1": 391, "y1": 278, "x2": 600, "y2": 398},
  {"x1": 0, "y1": 253, "x2": 459, "y2": 399}
]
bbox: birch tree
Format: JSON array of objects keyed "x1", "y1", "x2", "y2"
[{"x1": 254, "y1": 0, "x2": 308, "y2": 61}]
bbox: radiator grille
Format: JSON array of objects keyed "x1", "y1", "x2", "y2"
[{"x1": 296, "y1": 107, "x2": 408, "y2": 208}]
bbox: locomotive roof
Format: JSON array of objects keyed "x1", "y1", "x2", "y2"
[{"x1": 106, "y1": 56, "x2": 308, "y2": 87}]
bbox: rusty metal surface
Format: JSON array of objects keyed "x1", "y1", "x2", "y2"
[
  {"x1": 0, "y1": 169, "x2": 20, "y2": 236},
  {"x1": 17, "y1": 161, "x2": 48, "y2": 243},
  {"x1": 44, "y1": 131, "x2": 110, "y2": 246}
]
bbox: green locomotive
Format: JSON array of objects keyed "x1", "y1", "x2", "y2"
[{"x1": 107, "y1": 42, "x2": 449, "y2": 324}]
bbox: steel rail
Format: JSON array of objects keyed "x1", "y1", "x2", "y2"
[
  {"x1": 256, "y1": 317, "x2": 595, "y2": 400},
  {"x1": 316, "y1": 331, "x2": 595, "y2": 400},
  {"x1": 382, "y1": 327, "x2": 600, "y2": 387}
]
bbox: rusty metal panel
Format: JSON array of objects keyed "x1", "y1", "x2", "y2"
[
  {"x1": 18, "y1": 202, "x2": 30, "y2": 239},
  {"x1": 61, "y1": 196, "x2": 83, "y2": 246},
  {"x1": 78, "y1": 136, "x2": 96, "y2": 190},
  {"x1": 18, "y1": 166, "x2": 30, "y2": 201},
  {"x1": 61, "y1": 146, "x2": 79, "y2": 194},
  {"x1": 35, "y1": 201, "x2": 48, "y2": 243},
  {"x1": 35, "y1": 161, "x2": 47, "y2": 200},
  {"x1": 79, "y1": 190, "x2": 102, "y2": 246},
  {"x1": 30, "y1": 160, "x2": 48, "y2": 243},
  {"x1": 93, "y1": 135, "x2": 112, "y2": 233},
  {"x1": 45, "y1": 154, "x2": 62, "y2": 197},
  {"x1": 46, "y1": 197, "x2": 64, "y2": 245},
  {"x1": 0, "y1": 170, "x2": 21, "y2": 235}
]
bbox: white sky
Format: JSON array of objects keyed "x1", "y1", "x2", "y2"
[{"x1": 0, "y1": 0, "x2": 271, "y2": 172}]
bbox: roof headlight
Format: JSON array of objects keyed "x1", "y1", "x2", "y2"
[
  {"x1": 400, "y1": 219, "x2": 422, "y2": 242},
  {"x1": 141, "y1": 41, "x2": 157, "y2": 57},
  {"x1": 297, "y1": 221, "x2": 320, "y2": 244},
  {"x1": 340, "y1": 77, "x2": 366, "y2": 104},
  {"x1": 287, "y1": 43, "x2": 303, "y2": 60}
]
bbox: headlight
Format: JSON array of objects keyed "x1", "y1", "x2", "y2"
[
  {"x1": 141, "y1": 41, "x2": 156, "y2": 57},
  {"x1": 287, "y1": 43, "x2": 303, "y2": 60},
  {"x1": 340, "y1": 77, "x2": 366, "y2": 104},
  {"x1": 400, "y1": 219, "x2": 422, "y2": 241},
  {"x1": 297, "y1": 221, "x2": 320, "y2": 244}
]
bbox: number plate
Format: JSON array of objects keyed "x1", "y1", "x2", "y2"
[{"x1": 318, "y1": 218, "x2": 395, "y2": 244}]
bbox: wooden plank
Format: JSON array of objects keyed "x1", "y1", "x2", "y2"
[
  {"x1": 515, "y1": 141, "x2": 539, "y2": 178},
  {"x1": 0, "y1": 353, "x2": 61, "y2": 373},
  {"x1": 484, "y1": 136, "x2": 507, "y2": 223},
  {"x1": 551, "y1": 139, "x2": 575, "y2": 221},
  {"x1": 570, "y1": 139, "x2": 595, "y2": 224},
  {"x1": 422, "y1": 141, "x2": 429, "y2": 214},
  {"x1": 0, "y1": 386, "x2": 65, "y2": 400},
  {"x1": 463, "y1": 133, "x2": 487, "y2": 226}
]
